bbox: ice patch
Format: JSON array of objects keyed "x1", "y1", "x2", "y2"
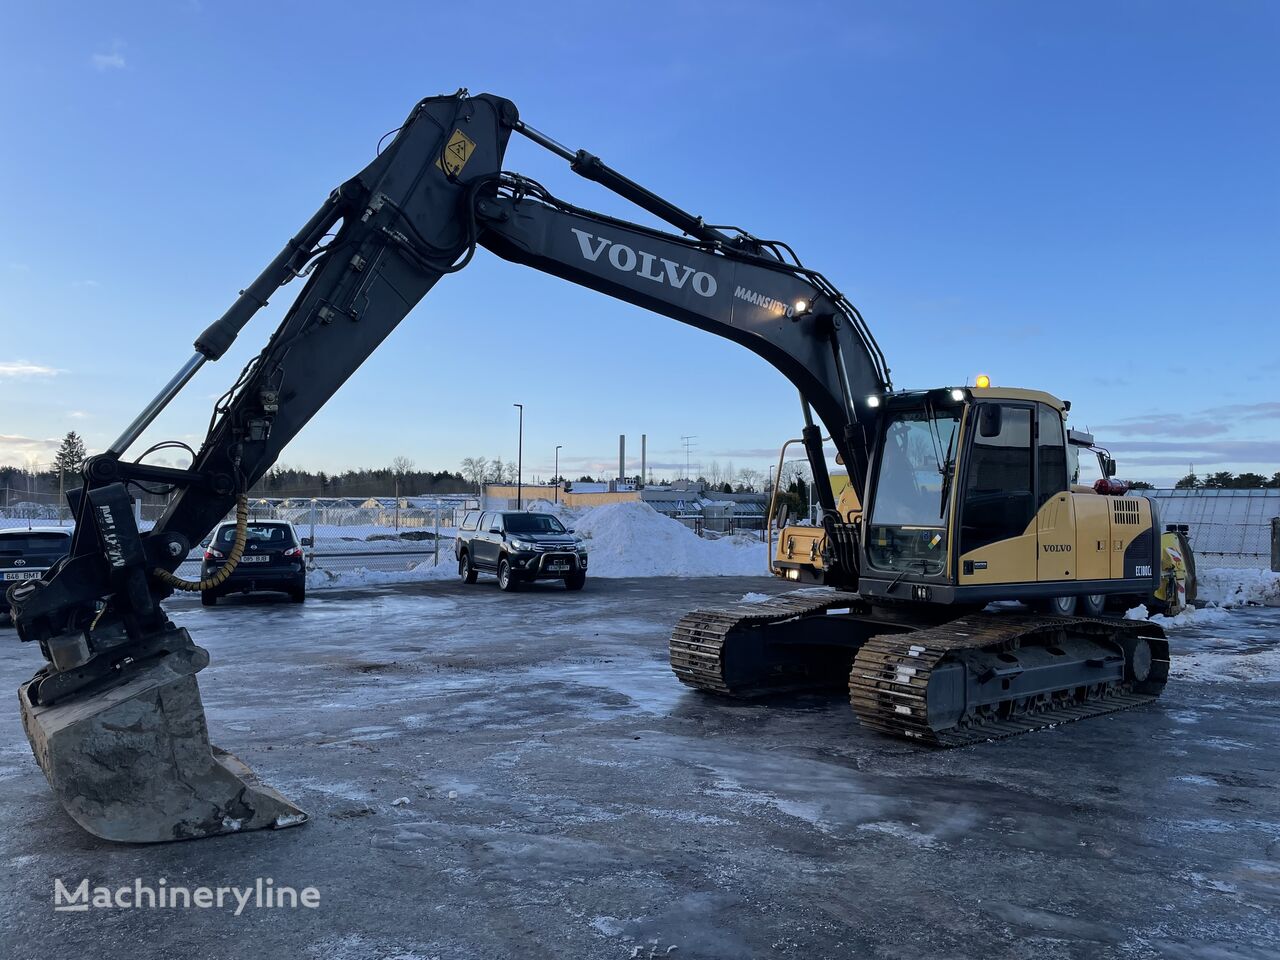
[
  {"x1": 738, "y1": 592, "x2": 773, "y2": 604},
  {"x1": 857, "y1": 820, "x2": 941, "y2": 849},
  {"x1": 1174, "y1": 774, "x2": 1216, "y2": 786}
]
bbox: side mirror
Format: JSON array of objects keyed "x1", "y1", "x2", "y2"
[
  {"x1": 1105, "y1": 457, "x2": 1117, "y2": 478},
  {"x1": 565, "y1": 528, "x2": 575, "y2": 534},
  {"x1": 978, "y1": 404, "x2": 1003, "y2": 438},
  {"x1": 301, "y1": 537, "x2": 313, "y2": 547},
  {"x1": 776, "y1": 504, "x2": 790, "y2": 528}
]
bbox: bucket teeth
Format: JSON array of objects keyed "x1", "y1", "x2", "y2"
[{"x1": 20, "y1": 627, "x2": 306, "y2": 843}]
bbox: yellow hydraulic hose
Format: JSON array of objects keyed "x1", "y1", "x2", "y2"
[{"x1": 152, "y1": 495, "x2": 249, "y2": 592}]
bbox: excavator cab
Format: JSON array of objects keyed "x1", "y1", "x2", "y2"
[{"x1": 811, "y1": 385, "x2": 1161, "y2": 615}]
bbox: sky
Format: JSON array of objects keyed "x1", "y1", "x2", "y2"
[{"x1": 1, "y1": 1, "x2": 1276, "y2": 488}]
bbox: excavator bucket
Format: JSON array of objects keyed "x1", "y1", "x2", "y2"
[{"x1": 19, "y1": 630, "x2": 306, "y2": 843}]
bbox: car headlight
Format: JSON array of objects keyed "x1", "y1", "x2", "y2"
[
  {"x1": 510, "y1": 539, "x2": 537, "y2": 552},
  {"x1": 575, "y1": 540, "x2": 588, "y2": 553}
]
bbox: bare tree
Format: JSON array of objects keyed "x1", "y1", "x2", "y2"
[
  {"x1": 390, "y1": 455, "x2": 414, "y2": 476},
  {"x1": 460, "y1": 457, "x2": 489, "y2": 493},
  {"x1": 735, "y1": 467, "x2": 763, "y2": 492}
]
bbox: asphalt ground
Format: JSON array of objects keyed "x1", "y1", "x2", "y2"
[{"x1": 0, "y1": 576, "x2": 1276, "y2": 959}]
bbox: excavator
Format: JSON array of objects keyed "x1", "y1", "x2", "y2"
[
  {"x1": 9, "y1": 90, "x2": 1169, "y2": 844},
  {"x1": 758, "y1": 428, "x2": 1194, "y2": 609}
]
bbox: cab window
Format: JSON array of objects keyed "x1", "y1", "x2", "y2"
[
  {"x1": 1036, "y1": 404, "x2": 1068, "y2": 507},
  {"x1": 960, "y1": 403, "x2": 1033, "y2": 554}
]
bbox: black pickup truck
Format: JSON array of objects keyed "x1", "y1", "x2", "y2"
[{"x1": 455, "y1": 510, "x2": 588, "y2": 591}]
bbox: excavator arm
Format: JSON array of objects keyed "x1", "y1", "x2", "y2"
[{"x1": 9, "y1": 90, "x2": 888, "y2": 843}]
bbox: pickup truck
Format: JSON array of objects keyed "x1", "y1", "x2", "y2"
[{"x1": 456, "y1": 510, "x2": 588, "y2": 591}]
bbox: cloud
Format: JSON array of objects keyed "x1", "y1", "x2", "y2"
[
  {"x1": 1098, "y1": 402, "x2": 1280, "y2": 441},
  {"x1": 91, "y1": 43, "x2": 126, "y2": 70},
  {"x1": 0, "y1": 361, "x2": 61, "y2": 378},
  {"x1": 0, "y1": 434, "x2": 61, "y2": 467},
  {"x1": 67, "y1": 410, "x2": 89, "y2": 420}
]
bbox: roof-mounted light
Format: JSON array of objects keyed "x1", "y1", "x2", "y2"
[
  {"x1": 950, "y1": 388, "x2": 965, "y2": 402},
  {"x1": 866, "y1": 395, "x2": 881, "y2": 408},
  {"x1": 793, "y1": 298, "x2": 809, "y2": 315},
  {"x1": 975, "y1": 374, "x2": 991, "y2": 389}
]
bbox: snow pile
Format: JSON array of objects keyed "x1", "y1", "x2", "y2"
[
  {"x1": 1151, "y1": 605, "x2": 1232, "y2": 629},
  {"x1": 739, "y1": 592, "x2": 773, "y2": 604},
  {"x1": 1125, "y1": 603, "x2": 1232, "y2": 629},
  {"x1": 572, "y1": 502, "x2": 766, "y2": 578},
  {"x1": 1196, "y1": 568, "x2": 1280, "y2": 608},
  {"x1": 306, "y1": 556, "x2": 457, "y2": 590}
]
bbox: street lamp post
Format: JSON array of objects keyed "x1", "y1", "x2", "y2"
[
  {"x1": 513, "y1": 402, "x2": 524, "y2": 509},
  {"x1": 555, "y1": 445, "x2": 562, "y2": 503}
]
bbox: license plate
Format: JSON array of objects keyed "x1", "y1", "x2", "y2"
[
  {"x1": 3, "y1": 570, "x2": 41, "y2": 580},
  {"x1": 547, "y1": 561, "x2": 569, "y2": 571},
  {"x1": 239, "y1": 555, "x2": 271, "y2": 563}
]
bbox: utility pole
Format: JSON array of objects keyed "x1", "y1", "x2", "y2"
[
  {"x1": 513, "y1": 402, "x2": 524, "y2": 509},
  {"x1": 555, "y1": 445, "x2": 562, "y2": 503},
  {"x1": 681, "y1": 435, "x2": 697, "y2": 481}
]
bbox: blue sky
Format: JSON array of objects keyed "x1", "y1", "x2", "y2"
[{"x1": 1, "y1": 1, "x2": 1276, "y2": 486}]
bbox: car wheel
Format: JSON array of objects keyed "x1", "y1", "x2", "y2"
[
  {"x1": 460, "y1": 553, "x2": 478, "y2": 584},
  {"x1": 290, "y1": 584, "x2": 306, "y2": 603},
  {"x1": 564, "y1": 571, "x2": 586, "y2": 591},
  {"x1": 1079, "y1": 593, "x2": 1106, "y2": 617},
  {"x1": 497, "y1": 557, "x2": 518, "y2": 592},
  {"x1": 201, "y1": 591, "x2": 218, "y2": 607}
]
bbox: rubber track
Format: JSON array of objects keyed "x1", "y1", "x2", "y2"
[
  {"x1": 849, "y1": 613, "x2": 1169, "y2": 747},
  {"x1": 669, "y1": 590, "x2": 864, "y2": 695}
]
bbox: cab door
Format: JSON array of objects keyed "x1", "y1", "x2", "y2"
[
  {"x1": 473, "y1": 512, "x2": 498, "y2": 568},
  {"x1": 479, "y1": 512, "x2": 504, "y2": 568},
  {"x1": 1034, "y1": 404, "x2": 1075, "y2": 583},
  {"x1": 957, "y1": 402, "x2": 1038, "y2": 584}
]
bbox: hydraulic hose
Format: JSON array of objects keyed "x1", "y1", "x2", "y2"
[{"x1": 152, "y1": 495, "x2": 249, "y2": 592}]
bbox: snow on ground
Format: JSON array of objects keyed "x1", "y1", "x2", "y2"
[
  {"x1": 1125, "y1": 603, "x2": 1233, "y2": 629},
  {"x1": 1173, "y1": 646, "x2": 1280, "y2": 684},
  {"x1": 306, "y1": 555, "x2": 457, "y2": 590},
  {"x1": 1196, "y1": 567, "x2": 1280, "y2": 607}
]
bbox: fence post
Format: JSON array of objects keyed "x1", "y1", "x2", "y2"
[
  {"x1": 434, "y1": 505, "x2": 440, "y2": 566},
  {"x1": 1272, "y1": 517, "x2": 1280, "y2": 573},
  {"x1": 309, "y1": 499, "x2": 317, "y2": 565}
]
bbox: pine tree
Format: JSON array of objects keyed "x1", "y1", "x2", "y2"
[{"x1": 53, "y1": 431, "x2": 87, "y2": 482}]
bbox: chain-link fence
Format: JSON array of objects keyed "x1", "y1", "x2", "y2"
[{"x1": 1141, "y1": 489, "x2": 1279, "y2": 570}]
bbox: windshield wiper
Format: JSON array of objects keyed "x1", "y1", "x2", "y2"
[{"x1": 937, "y1": 417, "x2": 959, "y2": 519}]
